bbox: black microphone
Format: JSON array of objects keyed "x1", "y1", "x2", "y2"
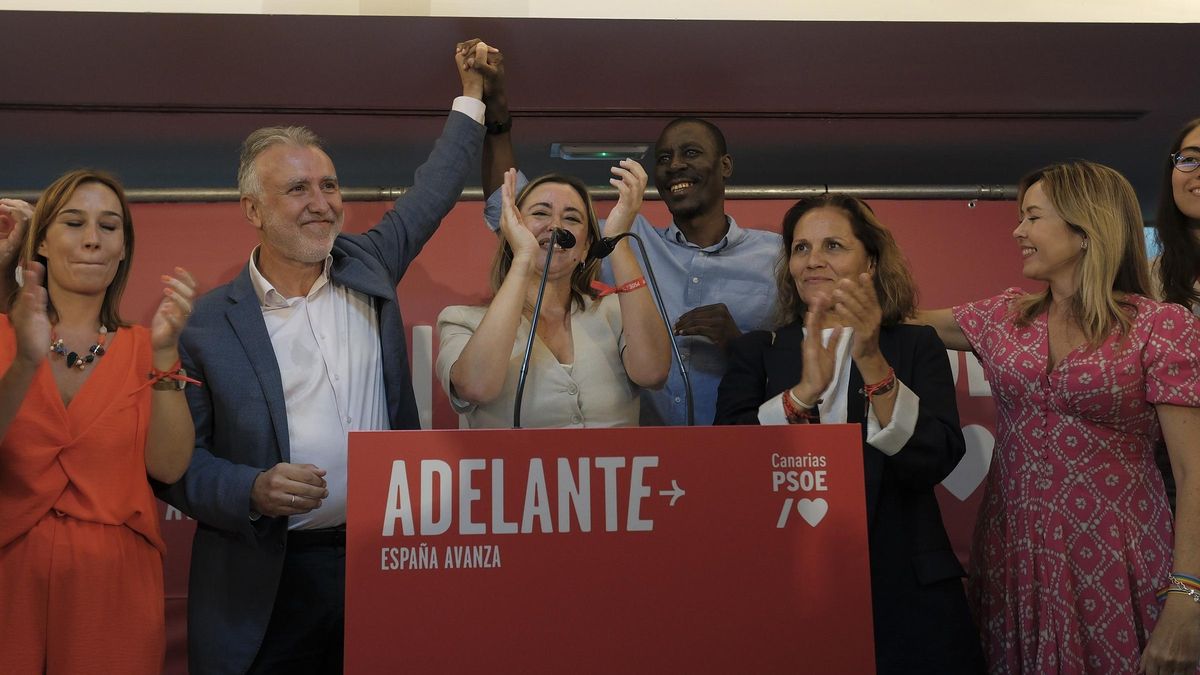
[
  {"x1": 513, "y1": 227, "x2": 576, "y2": 429},
  {"x1": 588, "y1": 236, "x2": 616, "y2": 262},
  {"x1": 588, "y1": 232, "x2": 695, "y2": 426},
  {"x1": 553, "y1": 228, "x2": 577, "y2": 250}
]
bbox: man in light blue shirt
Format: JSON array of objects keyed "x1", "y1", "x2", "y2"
[{"x1": 470, "y1": 47, "x2": 779, "y2": 425}]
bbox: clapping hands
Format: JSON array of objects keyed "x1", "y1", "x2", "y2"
[
  {"x1": 603, "y1": 159, "x2": 647, "y2": 238},
  {"x1": 150, "y1": 267, "x2": 198, "y2": 354},
  {"x1": 9, "y1": 261, "x2": 51, "y2": 368},
  {"x1": 498, "y1": 168, "x2": 539, "y2": 272},
  {"x1": 828, "y1": 272, "x2": 883, "y2": 362}
]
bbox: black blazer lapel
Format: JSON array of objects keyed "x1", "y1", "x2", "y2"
[
  {"x1": 763, "y1": 323, "x2": 803, "y2": 398},
  {"x1": 853, "y1": 329, "x2": 904, "y2": 527},
  {"x1": 847, "y1": 365, "x2": 884, "y2": 524}
]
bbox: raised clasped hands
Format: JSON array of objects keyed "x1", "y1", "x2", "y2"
[
  {"x1": 456, "y1": 38, "x2": 504, "y2": 100},
  {"x1": 150, "y1": 267, "x2": 198, "y2": 355},
  {"x1": 603, "y1": 158, "x2": 647, "y2": 238},
  {"x1": 454, "y1": 38, "x2": 499, "y2": 100}
]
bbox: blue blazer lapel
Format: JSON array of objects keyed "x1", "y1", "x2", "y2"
[
  {"x1": 224, "y1": 269, "x2": 292, "y2": 462},
  {"x1": 330, "y1": 250, "x2": 396, "y2": 301}
]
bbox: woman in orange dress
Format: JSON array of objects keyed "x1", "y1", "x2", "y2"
[{"x1": 0, "y1": 169, "x2": 197, "y2": 674}]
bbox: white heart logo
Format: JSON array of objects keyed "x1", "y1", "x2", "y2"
[
  {"x1": 796, "y1": 498, "x2": 829, "y2": 527},
  {"x1": 941, "y1": 424, "x2": 994, "y2": 501}
]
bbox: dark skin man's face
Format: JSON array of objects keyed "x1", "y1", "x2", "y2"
[{"x1": 653, "y1": 122, "x2": 732, "y2": 222}]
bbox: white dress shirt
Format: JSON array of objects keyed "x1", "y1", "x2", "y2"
[{"x1": 249, "y1": 252, "x2": 388, "y2": 529}]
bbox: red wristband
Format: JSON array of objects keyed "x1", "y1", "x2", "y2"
[
  {"x1": 590, "y1": 277, "x2": 646, "y2": 297},
  {"x1": 137, "y1": 359, "x2": 203, "y2": 392}
]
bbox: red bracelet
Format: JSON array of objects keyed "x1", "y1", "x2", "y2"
[
  {"x1": 781, "y1": 388, "x2": 818, "y2": 424},
  {"x1": 860, "y1": 367, "x2": 896, "y2": 402},
  {"x1": 781, "y1": 389, "x2": 799, "y2": 423},
  {"x1": 139, "y1": 359, "x2": 203, "y2": 392},
  {"x1": 590, "y1": 277, "x2": 646, "y2": 297}
]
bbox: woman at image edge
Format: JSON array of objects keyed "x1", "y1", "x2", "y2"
[
  {"x1": 920, "y1": 161, "x2": 1200, "y2": 674},
  {"x1": 0, "y1": 170, "x2": 196, "y2": 674},
  {"x1": 1152, "y1": 116, "x2": 1200, "y2": 313}
]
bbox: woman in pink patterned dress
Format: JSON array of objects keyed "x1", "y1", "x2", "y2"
[{"x1": 921, "y1": 160, "x2": 1200, "y2": 674}]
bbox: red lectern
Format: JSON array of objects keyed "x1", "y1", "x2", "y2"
[{"x1": 345, "y1": 425, "x2": 874, "y2": 674}]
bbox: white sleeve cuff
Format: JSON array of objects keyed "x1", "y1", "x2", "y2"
[
  {"x1": 451, "y1": 96, "x2": 486, "y2": 125},
  {"x1": 865, "y1": 380, "x2": 918, "y2": 456},
  {"x1": 757, "y1": 393, "x2": 791, "y2": 426}
]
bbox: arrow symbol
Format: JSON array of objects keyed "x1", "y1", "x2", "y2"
[{"x1": 658, "y1": 480, "x2": 685, "y2": 506}]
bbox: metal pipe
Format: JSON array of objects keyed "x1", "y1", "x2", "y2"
[{"x1": 0, "y1": 184, "x2": 1018, "y2": 203}]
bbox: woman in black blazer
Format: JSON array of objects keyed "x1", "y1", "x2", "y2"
[{"x1": 714, "y1": 194, "x2": 983, "y2": 674}]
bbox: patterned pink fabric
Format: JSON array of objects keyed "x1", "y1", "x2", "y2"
[{"x1": 954, "y1": 289, "x2": 1200, "y2": 673}]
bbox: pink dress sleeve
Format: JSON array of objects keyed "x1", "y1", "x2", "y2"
[
  {"x1": 951, "y1": 287, "x2": 1027, "y2": 361},
  {"x1": 1141, "y1": 301, "x2": 1200, "y2": 407}
]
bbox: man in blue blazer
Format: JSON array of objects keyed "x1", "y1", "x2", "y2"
[{"x1": 157, "y1": 44, "x2": 492, "y2": 674}]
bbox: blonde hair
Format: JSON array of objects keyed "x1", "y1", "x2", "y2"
[
  {"x1": 1010, "y1": 161, "x2": 1150, "y2": 345},
  {"x1": 489, "y1": 173, "x2": 604, "y2": 313}
]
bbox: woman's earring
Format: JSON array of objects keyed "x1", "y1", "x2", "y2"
[{"x1": 1081, "y1": 239, "x2": 1089, "y2": 251}]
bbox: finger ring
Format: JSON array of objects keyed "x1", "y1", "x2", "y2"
[{"x1": 290, "y1": 494, "x2": 296, "y2": 506}]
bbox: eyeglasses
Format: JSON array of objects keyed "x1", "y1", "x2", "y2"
[{"x1": 1171, "y1": 152, "x2": 1200, "y2": 173}]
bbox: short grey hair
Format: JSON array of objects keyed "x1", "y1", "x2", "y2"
[{"x1": 237, "y1": 125, "x2": 325, "y2": 197}]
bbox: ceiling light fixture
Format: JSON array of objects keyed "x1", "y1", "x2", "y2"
[{"x1": 550, "y1": 143, "x2": 650, "y2": 161}]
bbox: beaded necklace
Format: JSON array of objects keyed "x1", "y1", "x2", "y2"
[{"x1": 49, "y1": 326, "x2": 108, "y2": 370}]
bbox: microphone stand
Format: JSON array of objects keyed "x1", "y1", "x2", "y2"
[
  {"x1": 513, "y1": 228, "x2": 576, "y2": 429},
  {"x1": 590, "y1": 232, "x2": 695, "y2": 426}
]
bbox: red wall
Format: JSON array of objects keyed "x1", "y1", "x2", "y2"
[{"x1": 129, "y1": 197, "x2": 1030, "y2": 673}]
